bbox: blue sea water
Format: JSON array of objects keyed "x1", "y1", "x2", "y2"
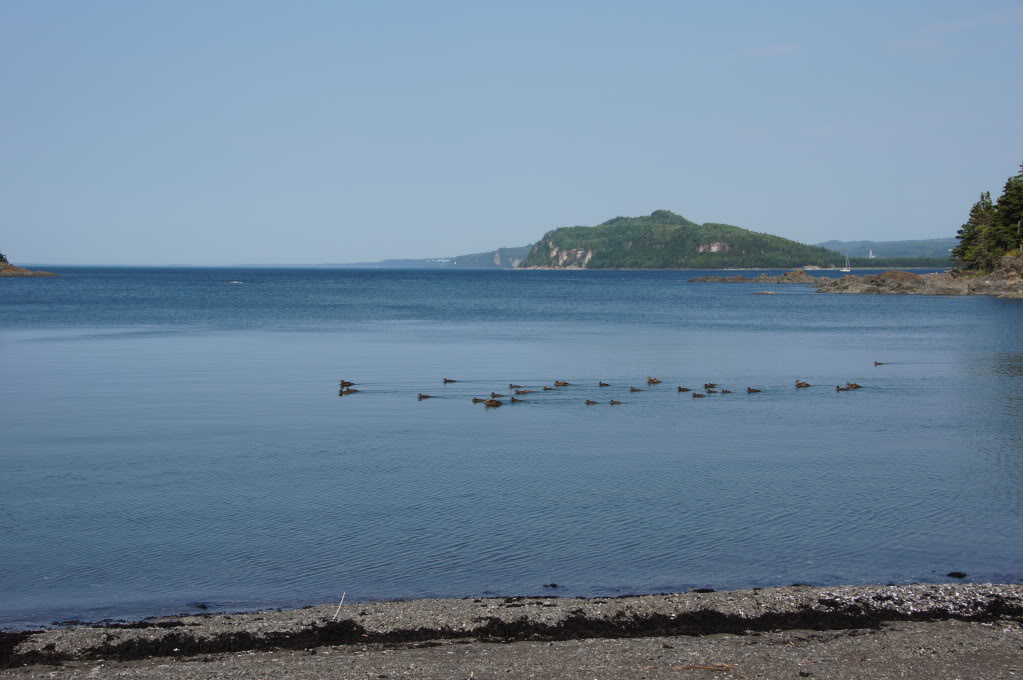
[{"x1": 2, "y1": 266, "x2": 1022, "y2": 629}]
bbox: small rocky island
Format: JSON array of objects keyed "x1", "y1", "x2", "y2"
[{"x1": 0, "y1": 251, "x2": 57, "y2": 277}]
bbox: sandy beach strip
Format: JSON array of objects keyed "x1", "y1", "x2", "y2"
[{"x1": 3, "y1": 583, "x2": 1022, "y2": 678}]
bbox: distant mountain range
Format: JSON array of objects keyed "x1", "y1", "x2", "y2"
[
  {"x1": 330, "y1": 245, "x2": 531, "y2": 269},
  {"x1": 815, "y1": 238, "x2": 956, "y2": 259}
]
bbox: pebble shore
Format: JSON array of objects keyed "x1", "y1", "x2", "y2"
[{"x1": 4, "y1": 584, "x2": 1022, "y2": 678}]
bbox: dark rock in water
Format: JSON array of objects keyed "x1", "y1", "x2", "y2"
[
  {"x1": 947, "y1": 571, "x2": 968, "y2": 579},
  {"x1": 689, "y1": 270, "x2": 817, "y2": 284},
  {"x1": 190, "y1": 602, "x2": 210, "y2": 610},
  {"x1": 690, "y1": 588, "x2": 716, "y2": 593},
  {"x1": 542, "y1": 583, "x2": 559, "y2": 588}
]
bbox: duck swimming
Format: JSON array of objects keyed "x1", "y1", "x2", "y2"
[
  {"x1": 483, "y1": 399, "x2": 503, "y2": 407},
  {"x1": 677, "y1": 386, "x2": 691, "y2": 392},
  {"x1": 509, "y1": 383, "x2": 523, "y2": 389},
  {"x1": 515, "y1": 389, "x2": 533, "y2": 394},
  {"x1": 491, "y1": 392, "x2": 506, "y2": 398},
  {"x1": 629, "y1": 387, "x2": 643, "y2": 392},
  {"x1": 647, "y1": 377, "x2": 662, "y2": 385},
  {"x1": 417, "y1": 393, "x2": 433, "y2": 400},
  {"x1": 609, "y1": 400, "x2": 622, "y2": 405},
  {"x1": 704, "y1": 383, "x2": 717, "y2": 389},
  {"x1": 339, "y1": 388, "x2": 359, "y2": 396},
  {"x1": 599, "y1": 382, "x2": 610, "y2": 387},
  {"x1": 585, "y1": 400, "x2": 599, "y2": 405},
  {"x1": 746, "y1": 387, "x2": 761, "y2": 393},
  {"x1": 510, "y1": 397, "x2": 525, "y2": 403},
  {"x1": 795, "y1": 380, "x2": 811, "y2": 388},
  {"x1": 554, "y1": 380, "x2": 571, "y2": 387},
  {"x1": 339, "y1": 380, "x2": 356, "y2": 388},
  {"x1": 442, "y1": 378, "x2": 458, "y2": 384},
  {"x1": 692, "y1": 392, "x2": 706, "y2": 398}
]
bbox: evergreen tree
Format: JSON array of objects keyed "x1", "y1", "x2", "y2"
[
  {"x1": 952, "y1": 192, "x2": 996, "y2": 268},
  {"x1": 953, "y1": 162, "x2": 1023, "y2": 270},
  {"x1": 992, "y1": 163, "x2": 1023, "y2": 254}
]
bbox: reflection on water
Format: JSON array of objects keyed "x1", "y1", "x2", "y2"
[{"x1": 1, "y1": 267, "x2": 1022, "y2": 628}]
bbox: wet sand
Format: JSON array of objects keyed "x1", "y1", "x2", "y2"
[{"x1": 3, "y1": 584, "x2": 1022, "y2": 678}]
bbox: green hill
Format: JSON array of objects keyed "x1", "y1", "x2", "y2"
[
  {"x1": 520, "y1": 210, "x2": 843, "y2": 269},
  {"x1": 816, "y1": 238, "x2": 955, "y2": 259}
]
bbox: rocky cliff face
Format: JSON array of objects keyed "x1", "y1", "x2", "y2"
[{"x1": 533, "y1": 239, "x2": 594, "y2": 269}]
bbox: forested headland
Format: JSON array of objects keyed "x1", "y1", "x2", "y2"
[{"x1": 521, "y1": 210, "x2": 855, "y2": 269}]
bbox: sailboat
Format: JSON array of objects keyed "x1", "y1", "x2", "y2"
[{"x1": 839, "y1": 256, "x2": 851, "y2": 273}]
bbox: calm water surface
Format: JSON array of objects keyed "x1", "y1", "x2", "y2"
[{"x1": 2, "y1": 267, "x2": 1022, "y2": 628}]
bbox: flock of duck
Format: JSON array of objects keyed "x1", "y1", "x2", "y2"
[{"x1": 338, "y1": 370, "x2": 877, "y2": 406}]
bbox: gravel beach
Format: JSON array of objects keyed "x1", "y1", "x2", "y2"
[{"x1": 4, "y1": 584, "x2": 1022, "y2": 678}]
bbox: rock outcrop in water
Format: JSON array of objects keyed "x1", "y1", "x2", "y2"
[
  {"x1": 0, "y1": 252, "x2": 57, "y2": 277},
  {"x1": 688, "y1": 270, "x2": 816, "y2": 284},
  {"x1": 813, "y1": 256, "x2": 1023, "y2": 298}
]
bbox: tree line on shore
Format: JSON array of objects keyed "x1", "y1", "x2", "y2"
[{"x1": 952, "y1": 162, "x2": 1023, "y2": 270}]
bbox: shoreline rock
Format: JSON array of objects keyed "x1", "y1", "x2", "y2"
[
  {"x1": 814, "y1": 256, "x2": 1023, "y2": 297},
  {"x1": 0, "y1": 253, "x2": 58, "y2": 277}
]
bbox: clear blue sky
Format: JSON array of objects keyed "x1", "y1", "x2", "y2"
[{"x1": 2, "y1": 1, "x2": 1022, "y2": 264}]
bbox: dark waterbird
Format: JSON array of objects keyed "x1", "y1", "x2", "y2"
[
  {"x1": 677, "y1": 386, "x2": 691, "y2": 392},
  {"x1": 746, "y1": 387, "x2": 761, "y2": 393},
  {"x1": 585, "y1": 400, "x2": 599, "y2": 405},
  {"x1": 491, "y1": 392, "x2": 506, "y2": 398},
  {"x1": 609, "y1": 400, "x2": 622, "y2": 405},
  {"x1": 554, "y1": 380, "x2": 571, "y2": 387},
  {"x1": 339, "y1": 388, "x2": 359, "y2": 396},
  {"x1": 846, "y1": 382, "x2": 863, "y2": 389},
  {"x1": 417, "y1": 393, "x2": 433, "y2": 400},
  {"x1": 442, "y1": 378, "x2": 457, "y2": 383},
  {"x1": 339, "y1": 380, "x2": 356, "y2": 388},
  {"x1": 704, "y1": 383, "x2": 717, "y2": 389},
  {"x1": 599, "y1": 382, "x2": 610, "y2": 387},
  {"x1": 629, "y1": 387, "x2": 642, "y2": 392},
  {"x1": 874, "y1": 361, "x2": 885, "y2": 366},
  {"x1": 483, "y1": 399, "x2": 503, "y2": 407},
  {"x1": 692, "y1": 392, "x2": 706, "y2": 398},
  {"x1": 795, "y1": 380, "x2": 811, "y2": 388},
  {"x1": 509, "y1": 383, "x2": 523, "y2": 389},
  {"x1": 647, "y1": 377, "x2": 662, "y2": 385},
  {"x1": 515, "y1": 389, "x2": 533, "y2": 395},
  {"x1": 510, "y1": 397, "x2": 525, "y2": 403}
]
